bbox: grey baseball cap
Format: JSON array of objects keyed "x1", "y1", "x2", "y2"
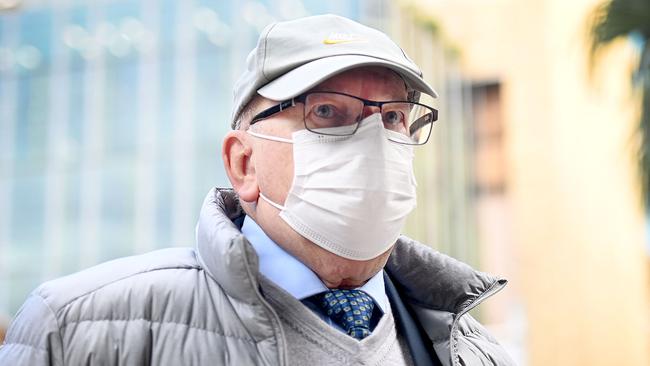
[{"x1": 230, "y1": 14, "x2": 438, "y2": 128}]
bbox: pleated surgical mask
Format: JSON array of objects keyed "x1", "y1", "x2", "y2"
[{"x1": 248, "y1": 114, "x2": 417, "y2": 260}]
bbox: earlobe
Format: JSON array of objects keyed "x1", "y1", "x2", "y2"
[{"x1": 222, "y1": 131, "x2": 259, "y2": 202}]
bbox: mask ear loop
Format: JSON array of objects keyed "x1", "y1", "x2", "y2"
[
  {"x1": 248, "y1": 130, "x2": 294, "y2": 144},
  {"x1": 244, "y1": 130, "x2": 292, "y2": 210},
  {"x1": 259, "y1": 192, "x2": 286, "y2": 211}
]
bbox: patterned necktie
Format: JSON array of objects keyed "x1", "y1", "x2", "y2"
[{"x1": 316, "y1": 289, "x2": 375, "y2": 340}]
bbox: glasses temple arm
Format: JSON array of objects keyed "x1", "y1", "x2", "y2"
[{"x1": 408, "y1": 113, "x2": 435, "y2": 136}]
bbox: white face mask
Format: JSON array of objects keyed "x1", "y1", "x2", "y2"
[{"x1": 248, "y1": 114, "x2": 417, "y2": 260}]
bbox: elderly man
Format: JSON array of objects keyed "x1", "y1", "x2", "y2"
[{"x1": 0, "y1": 14, "x2": 514, "y2": 366}]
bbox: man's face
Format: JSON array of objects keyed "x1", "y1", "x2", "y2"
[
  {"x1": 229, "y1": 66, "x2": 409, "y2": 287},
  {"x1": 251, "y1": 66, "x2": 408, "y2": 208}
]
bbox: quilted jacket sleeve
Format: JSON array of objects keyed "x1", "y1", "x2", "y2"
[
  {"x1": 0, "y1": 294, "x2": 63, "y2": 366},
  {"x1": 455, "y1": 314, "x2": 516, "y2": 366}
]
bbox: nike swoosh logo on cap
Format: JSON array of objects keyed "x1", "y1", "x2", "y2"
[{"x1": 322, "y1": 38, "x2": 366, "y2": 45}]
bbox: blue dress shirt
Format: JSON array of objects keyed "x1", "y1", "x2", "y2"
[{"x1": 241, "y1": 216, "x2": 389, "y2": 332}]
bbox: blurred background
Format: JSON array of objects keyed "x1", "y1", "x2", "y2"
[{"x1": 0, "y1": 0, "x2": 648, "y2": 364}]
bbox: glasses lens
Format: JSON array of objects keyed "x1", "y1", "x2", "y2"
[
  {"x1": 383, "y1": 102, "x2": 437, "y2": 145},
  {"x1": 303, "y1": 93, "x2": 363, "y2": 135}
]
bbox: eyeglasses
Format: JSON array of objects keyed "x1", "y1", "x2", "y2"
[{"x1": 249, "y1": 91, "x2": 438, "y2": 145}]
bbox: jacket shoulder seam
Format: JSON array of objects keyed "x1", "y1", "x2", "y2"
[
  {"x1": 8, "y1": 294, "x2": 65, "y2": 358},
  {"x1": 35, "y1": 293, "x2": 65, "y2": 361}
]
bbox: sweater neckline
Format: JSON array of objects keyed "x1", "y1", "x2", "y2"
[{"x1": 259, "y1": 275, "x2": 402, "y2": 364}]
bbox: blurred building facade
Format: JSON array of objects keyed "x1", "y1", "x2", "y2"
[{"x1": 406, "y1": 0, "x2": 650, "y2": 365}]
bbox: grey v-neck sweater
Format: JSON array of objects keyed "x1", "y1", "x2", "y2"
[{"x1": 260, "y1": 277, "x2": 414, "y2": 366}]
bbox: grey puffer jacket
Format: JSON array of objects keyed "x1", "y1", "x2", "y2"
[{"x1": 0, "y1": 188, "x2": 514, "y2": 366}]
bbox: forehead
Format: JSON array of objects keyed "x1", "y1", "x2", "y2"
[{"x1": 309, "y1": 66, "x2": 408, "y2": 100}]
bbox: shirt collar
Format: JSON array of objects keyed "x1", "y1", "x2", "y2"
[{"x1": 241, "y1": 216, "x2": 388, "y2": 313}]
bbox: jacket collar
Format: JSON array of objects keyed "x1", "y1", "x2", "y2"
[
  {"x1": 386, "y1": 238, "x2": 506, "y2": 314},
  {"x1": 196, "y1": 187, "x2": 505, "y2": 314},
  {"x1": 195, "y1": 187, "x2": 262, "y2": 304}
]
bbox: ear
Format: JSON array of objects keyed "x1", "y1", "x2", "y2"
[{"x1": 222, "y1": 130, "x2": 259, "y2": 202}]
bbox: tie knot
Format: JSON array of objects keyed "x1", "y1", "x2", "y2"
[{"x1": 316, "y1": 289, "x2": 375, "y2": 340}]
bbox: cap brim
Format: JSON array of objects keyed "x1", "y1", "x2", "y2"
[{"x1": 257, "y1": 54, "x2": 438, "y2": 101}]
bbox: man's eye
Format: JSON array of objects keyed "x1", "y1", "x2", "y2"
[
  {"x1": 383, "y1": 110, "x2": 404, "y2": 125},
  {"x1": 313, "y1": 104, "x2": 337, "y2": 118}
]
